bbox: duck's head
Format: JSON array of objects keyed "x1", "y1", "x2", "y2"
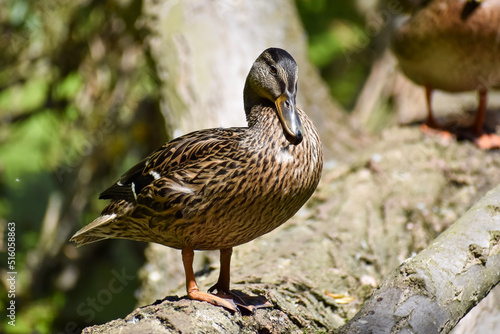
[{"x1": 244, "y1": 48, "x2": 304, "y2": 145}]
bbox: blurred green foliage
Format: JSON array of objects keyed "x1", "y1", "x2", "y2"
[
  {"x1": 296, "y1": 0, "x2": 382, "y2": 109},
  {"x1": 0, "y1": 0, "x2": 380, "y2": 332},
  {"x1": 1, "y1": 0, "x2": 160, "y2": 332}
]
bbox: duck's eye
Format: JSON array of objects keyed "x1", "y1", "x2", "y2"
[{"x1": 270, "y1": 66, "x2": 277, "y2": 74}]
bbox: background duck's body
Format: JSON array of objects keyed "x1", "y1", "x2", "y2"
[
  {"x1": 71, "y1": 48, "x2": 323, "y2": 311},
  {"x1": 391, "y1": 0, "x2": 500, "y2": 148}
]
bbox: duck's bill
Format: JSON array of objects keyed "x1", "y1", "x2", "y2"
[{"x1": 275, "y1": 94, "x2": 304, "y2": 145}]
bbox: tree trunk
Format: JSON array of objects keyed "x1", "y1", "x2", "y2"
[
  {"x1": 142, "y1": 0, "x2": 349, "y2": 156},
  {"x1": 80, "y1": 0, "x2": 500, "y2": 333}
]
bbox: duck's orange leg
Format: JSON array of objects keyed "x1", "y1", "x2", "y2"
[
  {"x1": 424, "y1": 85, "x2": 440, "y2": 129},
  {"x1": 182, "y1": 247, "x2": 237, "y2": 312},
  {"x1": 208, "y1": 248, "x2": 271, "y2": 312},
  {"x1": 473, "y1": 89, "x2": 500, "y2": 150},
  {"x1": 208, "y1": 248, "x2": 232, "y2": 294},
  {"x1": 420, "y1": 85, "x2": 454, "y2": 141}
]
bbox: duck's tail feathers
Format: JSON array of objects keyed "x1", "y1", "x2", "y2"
[{"x1": 70, "y1": 214, "x2": 117, "y2": 247}]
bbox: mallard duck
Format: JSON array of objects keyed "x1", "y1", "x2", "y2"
[
  {"x1": 70, "y1": 48, "x2": 323, "y2": 312},
  {"x1": 391, "y1": 0, "x2": 500, "y2": 149}
]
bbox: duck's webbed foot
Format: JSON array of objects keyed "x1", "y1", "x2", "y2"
[
  {"x1": 187, "y1": 288, "x2": 238, "y2": 312},
  {"x1": 473, "y1": 133, "x2": 500, "y2": 150},
  {"x1": 208, "y1": 283, "x2": 272, "y2": 313},
  {"x1": 420, "y1": 123, "x2": 455, "y2": 142}
]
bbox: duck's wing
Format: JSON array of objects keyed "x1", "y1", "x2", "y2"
[
  {"x1": 98, "y1": 127, "x2": 246, "y2": 203},
  {"x1": 70, "y1": 127, "x2": 247, "y2": 246}
]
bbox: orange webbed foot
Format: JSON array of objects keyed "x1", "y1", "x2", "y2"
[
  {"x1": 187, "y1": 289, "x2": 238, "y2": 312},
  {"x1": 420, "y1": 123, "x2": 455, "y2": 142},
  {"x1": 208, "y1": 284, "x2": 272, "y2": 313},
  {"x1": 233, "y1": 295, "x2": 272, "y2": 312},
  {"x1": 474, "y1": 133, "x2": 500, "y2": 150}
]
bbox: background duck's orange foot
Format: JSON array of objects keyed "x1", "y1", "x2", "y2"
[
  {"x1": 474, "y1": 133, "x2": 500, "y2": 150},
  {"x1": 420, "y1": 123, "x2": 455, "y2": 142}
]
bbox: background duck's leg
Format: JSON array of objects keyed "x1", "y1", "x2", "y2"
[
  {"x1": 473, "y1": 88, "x2": 487, "y2": 136},
  {"x1": 181, "y1": 246, "x2": 237, "y2": 311},
  {"x1": 420, "y1": 85, "x2": 454, "y2": 141},
  {"x1": 473, "y1": 89, "x2": 500, "y2": 149},
  {"x1": 424, "y1": 85, "x2": 440, "y2": 128}
]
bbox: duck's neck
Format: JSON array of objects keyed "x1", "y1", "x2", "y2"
[
  {"x1": 243, "y1": 81, "x2": 275, "y2": 128},
  {"x1": 243, "y1": 82, "x2": 290, "y2": 149}
]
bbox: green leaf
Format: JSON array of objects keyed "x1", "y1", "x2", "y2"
[
  {"x1": 0, "y1": 78, "x2": 48, "y2": 115},
  {"x1": 54, "y1": 72, "x2": 82, "y2": 101}
]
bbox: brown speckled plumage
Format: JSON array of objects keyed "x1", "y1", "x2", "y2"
[{"x1": 70, "y1": 48, "x2": 323, "y2": 311}]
